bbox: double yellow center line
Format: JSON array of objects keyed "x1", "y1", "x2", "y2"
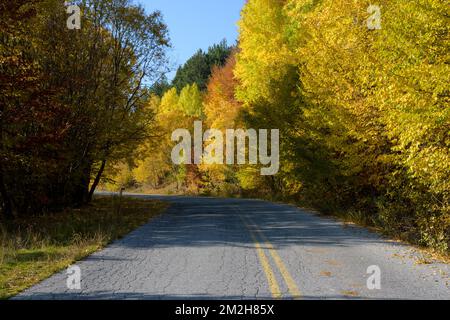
[{"x1": 239, "y1": 214, "x2": 301, "y2": 299}]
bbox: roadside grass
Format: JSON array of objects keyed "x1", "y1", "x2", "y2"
[
  {"x1": 243, "y1": 193, "x2": 450, "y2": 263},
  {"x1": 0, "y1": 197, "x2": 168, "y2": 300}
]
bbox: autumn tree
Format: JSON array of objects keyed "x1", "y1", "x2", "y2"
[
  {"x1": 0, "y1": 0, "x2": 170, "y2": 215},
  {"x1": 199, "y1": 52, "x2": 243, "y2": 195},
  {"x1": 204, "y1": 52, "x2": 241, "y2": 129},
  {"x1": 235, "y1": 0, "x2": 449, "y2": 251},
  {"x1": 178, "y1": 83, "x2": 204, "y2": 118},
  {"x1": 0, "y1": 0, "x2": 71, "y2": 216}
]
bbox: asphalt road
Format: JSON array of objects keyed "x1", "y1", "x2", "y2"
[{"x1": 15, "y1": 195, "x2": 450, "y2": 300}]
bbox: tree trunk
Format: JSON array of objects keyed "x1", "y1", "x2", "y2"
[
  {"x1": 0, "y1": 172, "x2": 13, "y2": 219},
  {"x1": 0, "y1": 103, "x2": 12, "y2": 218},
  {"x1": 69, "y1": 159, "x2": 92, "y2": 207},
  {"x1": 88, "y1": 159, "x2": 106, "y2": 203}
]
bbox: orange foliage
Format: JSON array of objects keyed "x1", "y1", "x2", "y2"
[{"x1": 204, "y1": 52, "x2": 242, "y2": 129}]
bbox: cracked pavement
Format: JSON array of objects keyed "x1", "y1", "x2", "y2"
[{"x1": 14, "y1": 195, "x2": 450, "y2": 300}]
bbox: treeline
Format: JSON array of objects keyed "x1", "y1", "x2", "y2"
[
  {"x1": 0, "y1": 0, "x2": 169, "y2": 216},
  {"x1": 104, "y1": 41, "x2": 235, "y2": 193},
  {"x1": 111, "y1": 0, "x2": 449, "y2": 253},
  {"x1": 149, "y1": 40, "x2": 232, "y2": 95},
  {"x1": 172, "y1": 40, "x2": 233, "y2": 92}
]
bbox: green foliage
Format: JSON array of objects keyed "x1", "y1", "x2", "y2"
[
  {"x1": 150, "y1": 75, "x2": 172, "y2": 97},
  {"x1": 172, "y1": 39, "x2": 233, "y2": 91}
]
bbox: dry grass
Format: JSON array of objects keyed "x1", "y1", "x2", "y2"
[{"x1": 0, "y1": 196, "x2": 168, "y2": 299}]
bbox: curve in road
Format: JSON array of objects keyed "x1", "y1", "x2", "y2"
[{"x1": 15, "y1": 196, "x2": 450, "y2": 300}]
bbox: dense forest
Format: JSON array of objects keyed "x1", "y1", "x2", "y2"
[{"x1": 1, "y1": 0, "x2": 449, "y2": 253}]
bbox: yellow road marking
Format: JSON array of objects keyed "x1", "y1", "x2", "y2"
[
  {"x1": 249, "y1": 221, "x2": 302, "y2": 299},
  {"x1": 240, "y1": 216, "x2": 282, "y2": 299}
]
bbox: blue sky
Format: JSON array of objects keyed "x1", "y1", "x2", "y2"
[{"x1": 139, "y1": 0, "x2": 245, "y2": 79}]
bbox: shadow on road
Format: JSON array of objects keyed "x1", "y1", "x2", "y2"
[{"x1": 107, "y1": 195, "x2": 391, "y2": 251}]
